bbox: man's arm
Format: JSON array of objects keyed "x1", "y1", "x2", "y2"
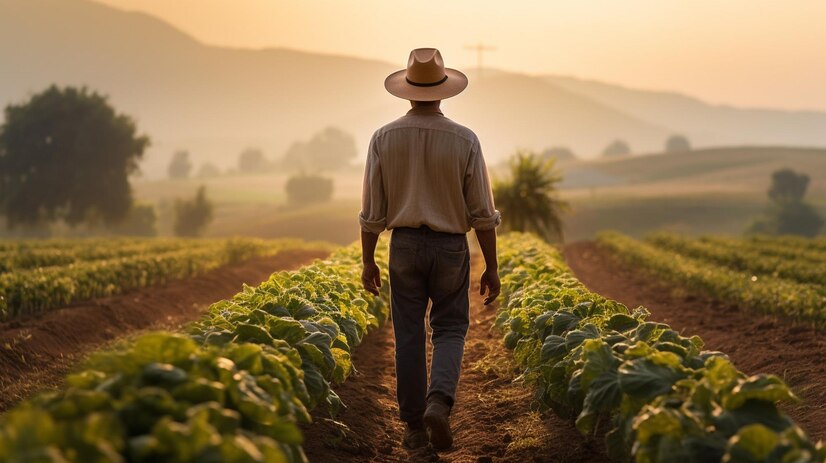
[
  {"x1": 359, "y1": 132, "x2": 386, "y2": 296},
  {"x1": 465, "y1": 138, "x2": 501, "y2": 305},
  {"x1": 361, "y1": 230, "x2": 381, "y2": 296},
  {"x1": 476, "y1": 228, "x2": 500, "y2": 305}
]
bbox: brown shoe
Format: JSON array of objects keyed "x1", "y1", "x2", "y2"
[
  {"x1": 403, "y1": 424, "x2": 429, "y2": 449},
  {"x1": 423, "y1": 396, "x2": 453, "y2": 450}
]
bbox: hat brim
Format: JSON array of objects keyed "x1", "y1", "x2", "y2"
[{"x1": 384, "y1": 68, "x2": 468, "y2": 101}]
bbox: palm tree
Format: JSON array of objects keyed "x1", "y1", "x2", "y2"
[{"x1": 494, "y1": 151, "x2": 569, "y2": 242}]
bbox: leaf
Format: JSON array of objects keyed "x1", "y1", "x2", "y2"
[
  {"x1": 605, "y1": 313, "x2": 639, "y2": 332},
  {"x1": 723, "y1": 375, "x2": 799, "y2": 410},
  {"x1": 618, "y1": 358, "x2": 686, "y2": 400},
  {"x1": 723, "y1": 424, "x2": 779, "y2": 462},
  {"x1": 265, "y1": 317, "x2": 308, "y2": 346},
  {"x1": 632, "y1": 406, "x2": 683, "y2": 445},
  {"x1": 540, "y1": 335, "x2": 567, "y2": 363},
  {"x1": 552, "y1": 311, "x2": 580, "y2": 335},
  {"x1": 331, "y1": 348, "x2": 352, "y2": 383},
  {"x1": 564, "y1": 324, "x2": 600, "y2": 351},
  {"x1": 234, "y1": 323, "x2": 275, "y2": 345}
]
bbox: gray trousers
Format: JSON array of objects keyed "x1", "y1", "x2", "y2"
[{"x1": 389, "y1": 226, "x2": 470, "y2": 423}]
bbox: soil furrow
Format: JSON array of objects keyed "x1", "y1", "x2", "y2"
[{"x1": 302, "y1": 253, "x2": 609, "y2": 463}]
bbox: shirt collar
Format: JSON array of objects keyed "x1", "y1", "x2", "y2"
[{"x1": 407, "y1": 106, "x2": 444, "y2": 116}]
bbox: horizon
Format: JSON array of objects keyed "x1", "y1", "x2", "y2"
[{"x1": 94, "y1": 0, "x2": 826, "y2": 112}]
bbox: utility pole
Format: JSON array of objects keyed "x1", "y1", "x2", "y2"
[{"x1": 464, "y1": 42, "x2": 496, "y2": 79}]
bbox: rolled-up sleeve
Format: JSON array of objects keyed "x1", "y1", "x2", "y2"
[
  {"x1": 464, "y1": 138, "x2": 501, "y2": 230},
  {"x1": 358, "y1": 133, "x2": 387, "y2": 234}
]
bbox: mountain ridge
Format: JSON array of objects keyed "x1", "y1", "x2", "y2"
[{"x1": 2, "y1": 0, "x2": 825, "y2": 178}]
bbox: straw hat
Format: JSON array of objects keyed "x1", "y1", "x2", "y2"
[{"x1": 384, "y1": 48, "x2": 468, "y2": 101}]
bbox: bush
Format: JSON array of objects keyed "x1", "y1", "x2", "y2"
[
  {"x1": 173, "y1": 186, "x2": 213, "y2": 236},
  {"x1": 602, "y1": 139, "x2": 631, "y2": 158},
  {"x1": 285, "y1": 175, "x2": 333, "y2": 206},
  {"x1": 493, "y1": 151, "x2": 567, "y2": 242},
  {"x1": 109, "y1": 203, "x2": 157, "y2": 236},
  {"x1": 665, "y1": 134, "x2": 691, "y2": 153},
  {"x1": 168, "y1": 150, "x2": 192, "y2": 179},
  {"x1": 238, "y1": 148, "x2": 268, "y2": 173},
  {"x1": 748, "y1": 202, "x2": 824, "y2": 237},
  {"x1": 541, "y1": 146, "x2": 577, "y2": 162}
]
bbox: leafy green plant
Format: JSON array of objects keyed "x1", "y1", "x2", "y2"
[
  {"x1": 0, "y1": 238, "x2": 331, "y2": 319},
  {"x1": 495, "y1": 232, "x2": 824, "y2": 462},
  {"x1": 0, "y1": 241, "x2": 389, "y2": 462},
  {"x1": 645, "y1": 232, "x2": 826, "y2": 287},
  {"x1": 493, "y1": 151, "x2": 568, "y2": 242},
  {"x1": 598, "y1": 231, "x2": 825, "y2": 326}
]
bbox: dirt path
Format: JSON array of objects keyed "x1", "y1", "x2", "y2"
[
  {"x1": 0, "y1": 248, "x2": 329, "y2": 411},
  {"x1": 302, "y1": 253, "x2": 608, "y2": 463},
  {"x1": 564, "y1": 241, "x2": 826, "y2": 442}
]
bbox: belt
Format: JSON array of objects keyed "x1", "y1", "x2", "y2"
[{"x1": 393, "y1": 225, "x2": 465, "y2": 238}]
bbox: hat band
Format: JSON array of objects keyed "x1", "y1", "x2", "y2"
[{"x1": 406, "y1": 75, "x2": 448, "y2": 87}]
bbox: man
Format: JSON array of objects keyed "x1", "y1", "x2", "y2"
[{"x1": 359, "y1": 48, "x2": 501, "y2": 451}]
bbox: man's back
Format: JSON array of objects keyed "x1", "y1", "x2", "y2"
[{"x1": 359, "y1": 105, "x2": 499, "y2": 235}]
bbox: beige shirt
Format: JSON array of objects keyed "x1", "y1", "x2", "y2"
[{"x1": 359, "y1": 106, "x2": 501, "y2": 235}]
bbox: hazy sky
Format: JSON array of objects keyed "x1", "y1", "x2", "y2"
[{"x1": 96, "y1": 0, "x2": 826, "y2": 110}]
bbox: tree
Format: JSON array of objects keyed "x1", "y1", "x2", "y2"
[
  {"x1": 0, "y1": 86, "x2": 149, "y2": 228},
  {"x1": 541, "y1": 146, "x2": 577, "y2": 162},
  {"x1": 238, "y1": 148, "x2": 268, "y2": 173},
  {"x1": 665, "y1": 135, "x2": 691, "y2": 153},
  {"x1": 493, "y1": 151, "x2": 568, "y2": 242},
  {"x1": 282, "y1": 127, "x2": 357, "y2": 172},
  {"x1": 768, "y1": 168, "x2": 809, "y2": 202},
  {"x1": 168, "y1": 150, "x2": 192, "y2": 179},
  {"x1": 173, "y1": 186, "x2": 213, "y2": 236},
  {"x1": 602, "y1": 139, "x2": 631, "y2": 158},
  {"x1": 285, "y1": 174, "x2": 334, "y2": 206},
  {"x1": 197, "y1": 163, "x2": 221, "y2": 178},
  {"x1": 747, "y1": 168, "x2": 823, "y2": 237}
]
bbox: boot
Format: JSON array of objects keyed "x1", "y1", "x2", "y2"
[
  {"x1": 402, "y1": 421, "x2": 429, "y2": 449},
  {"x1": 423, "y1": 394, "x2": 453, "y2": 450}
]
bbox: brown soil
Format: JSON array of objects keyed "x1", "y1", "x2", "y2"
[
  {"x1": 564, "y1": 241, "x2": 826, "y2": 442},
  {"x1": 0, "y1": 248, "x2": 329, "y2": 412},
  {"x1": 302, "y1": 253, "x2": 609, "y2": 463}
]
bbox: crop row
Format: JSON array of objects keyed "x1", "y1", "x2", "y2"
[
  {"x1": 745, "y1": 235, "x2": 826, "y2": 254},
  {"x1": 0, "y1": 238, "x2": 332, "y2": 320},
  {"x1": 0, "y1": 237, "x2": 154, "y2": 253},
  {"x1": 0, "y1": 239, "x2": 213, "y2": 273},
  {"x1": 496, "y1": 233, "x2": 824, "y2": 462},
  {"x1": 0, "y1": 242, "x2": 389, "y2": 462},
  {"x1": 597, "y1": 232, "x2": 825, "y2": 327},
  {"x1": 701, "y1": 236, "x2": 826, "y2": 266},
  {"x1": 645, "y1": 232, "x2": 826, "y2": 288}
]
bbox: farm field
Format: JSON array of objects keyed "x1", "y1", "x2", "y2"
[
  {"x1": 0, "y1": 239, "x2": 330, "y2": 411},
  {"x1": 119, "y1": 146, "x2": 826, "y2": 246},
  {"x1": 0, "y1": 237, "x2": 332, "y2": 319},
  {"x1": 1, "y1": 233, "x2": 823, "y2": 462},
  {"x1": 597, "y1": 232, "x2": 826, "y2": 325}
]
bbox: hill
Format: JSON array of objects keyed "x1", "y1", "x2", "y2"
[
  {"x1": 2, "y1": 0, "x2": 826, "y2": 179},
  {"x1": 558, "y1": 146, "x2": 826, "y2": 197},
  {"x1": 547, "y1": 76, "x2": 826, "y2": 149},
  {"x1": 0, "y1": 0, "x2": 670, "y2": 177}
]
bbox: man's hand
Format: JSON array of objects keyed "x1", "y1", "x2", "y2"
[
  {"x1": 362, "y1": 262, "x2": 382, "y2": 296},
  {"x1": 479, "y1": 268, "x2": 501, "y2": 305}
]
